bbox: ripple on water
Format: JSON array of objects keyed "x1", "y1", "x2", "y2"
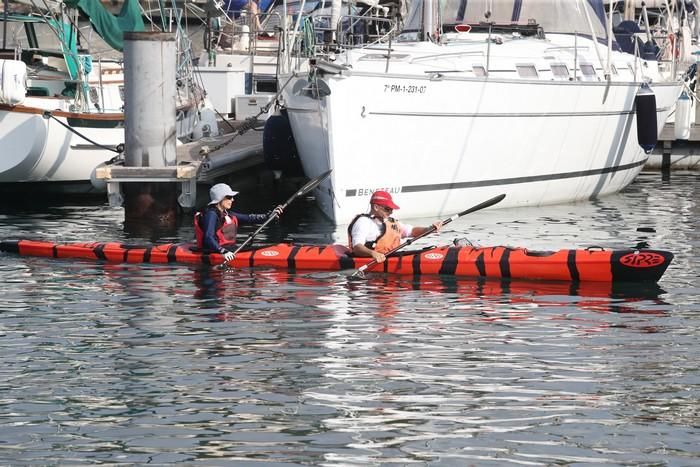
[{"x1": 0, "y1": 173, "x2": 698, "y2": 464}]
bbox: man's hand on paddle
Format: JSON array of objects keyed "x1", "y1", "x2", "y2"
[
  {"x1": 411, "y1": 221, "x2": 443, "y2": 237},
  {"x1": 271, "y1": 205, "x2": 284, "y2": 218},
  {"x1": 370, "y1": 250, "x2": 386, "y2": 263}
]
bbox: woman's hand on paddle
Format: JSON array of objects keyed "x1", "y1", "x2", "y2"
[
  {"x1": 222, "y1": 249, "x2": 235, "y2": 262},
  {"x1": 370, "y1": 250, "x2": 386, "y2": 263}
]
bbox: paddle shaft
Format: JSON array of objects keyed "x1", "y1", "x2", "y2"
[
  {"x1": 351, "y1": 193, "x2": 506, "y2": 277},
  {"x1": 221, "y1": 170, "x2": 333, "y2": 266}
]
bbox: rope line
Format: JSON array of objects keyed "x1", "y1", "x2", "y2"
[
  {"x1": 203, "y1": 73, "x2": 296, "y2": 155},
  {"x1": 43, "y1": 111, "x2": 123, "y2": 154}
]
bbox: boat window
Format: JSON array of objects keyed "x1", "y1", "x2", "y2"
[
  {"x1": 611, "y1": 64, "x2": 618, "y2": 75},
  {"x1": 472, "y1": 65, "x2": 486, "y2": 77},
  {"x1": 516, "y1": 64, "x2": 538, "y2": 78},
  {"x1": 550, "y1": 63, "x2": 569, "y2": 79},
  {"x1": 580, "y1": 63, "x2": 596, "y2": 79}
]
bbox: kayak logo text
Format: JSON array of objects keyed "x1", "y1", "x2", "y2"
[
  {"x1": 619, "y1": 252, "x2": 665, "y2": 268},
  {"x1": 261, "y1": 250, "x2": 280, "y2": 257},
  {"x1": 424, "y1": 253, "x2": 444, "y2": 260}
]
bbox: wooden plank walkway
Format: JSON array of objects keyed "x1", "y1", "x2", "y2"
[
  {"x1": 177, "y1": 125, "x2": 265, "y2": 182},
  {"x1": 659, "y1": 123, "x2": 700, "y2": 142},
  {"x1": 95, "y1": 120, "x2": 267, "y2": 207}
]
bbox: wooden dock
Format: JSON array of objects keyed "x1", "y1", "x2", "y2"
[
  {"x1": 177, "y1": 125, "x2": 264, "y2": 182},
  {"x1": 650, "y1": 122, "x2": 700, "y2": 170},
  {"x1": 95, "y1": 122, "x2": 266, "y2": 208}
]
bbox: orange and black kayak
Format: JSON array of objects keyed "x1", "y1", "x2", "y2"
[{"x1": 0, "y1": 239, "x2": 674, "y2": 283}]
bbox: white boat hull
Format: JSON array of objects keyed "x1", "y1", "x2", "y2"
[
  {"x1": 282, "y1": 55, "x2": 681, "y2": 224},
  {"x1": 0, "y1": 108, "x2": 121, "y2": 185},
  {"x1": 0, "y1": 103, "x2": 201, "y2": 192}
]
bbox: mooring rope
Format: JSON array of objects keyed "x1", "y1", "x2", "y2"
[
  {"x1": 201, "y1": 73, "x2": 296, "y2": 155},
  {"x1": 42, "y1": 111, "x2": 123, "y2": 154}
]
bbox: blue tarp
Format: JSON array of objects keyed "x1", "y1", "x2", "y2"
[{"x1": 225, "y1": 0, "x2": 275, "y2": 15}]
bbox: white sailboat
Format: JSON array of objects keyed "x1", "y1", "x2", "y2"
[
  {"x1": 278, "y1": 0, "x2": 687, "y2": 224},
  {"x1": 0, "y1": 0, "x2": 207, "y2": 193}
]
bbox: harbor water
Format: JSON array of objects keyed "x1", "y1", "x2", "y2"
[{"x1": 0, "y1": 172, "x2": 698, "y2": 465}]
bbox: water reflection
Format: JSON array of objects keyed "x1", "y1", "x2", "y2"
[
  {"x1": 187, "y1": 266, "x2": 671, "y2": 318},
  {"x1": 0, "y1": 173, "x2": 697, "y2": 464}
]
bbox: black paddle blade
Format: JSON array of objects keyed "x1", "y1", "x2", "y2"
[
  {"x1": 455, "y1": 193, "x2": 506, "y2": 218},
  {"x1": 348, "y1": 269, "x2": 366, "y2": 280},
  {"x1": 285, "y1": 170, "x2": 333, "y2": 206}
]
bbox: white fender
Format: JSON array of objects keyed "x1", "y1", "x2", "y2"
[
  {"x1": 674, "y1": 91, "x2": 692, "y2": 140},
  {"x1": 0, "y1": 59, "x2": 27, "y2": 105}
]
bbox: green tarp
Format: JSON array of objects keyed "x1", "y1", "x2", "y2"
[
  {"x1": 65, "y1": 0, "x2": 145, "y2": 51},
  {"x1": 51, "y1": 18, "x2": 79, "y2": 79}
]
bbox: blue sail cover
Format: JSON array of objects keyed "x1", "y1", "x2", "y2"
[
  {"x1": 225, "y1": 0, "x2": 275, "y2": 14},
  {"x1": 587, "y1": 0, "x2": 607, "y2": 26}
]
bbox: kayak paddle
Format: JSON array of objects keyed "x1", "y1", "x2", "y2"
[
  {"x1": 220, "y1": 169, "x2": 333, "y2": 269},
  {"x1": 349, "y1": 193, "x2": 506, "y2": 279}
]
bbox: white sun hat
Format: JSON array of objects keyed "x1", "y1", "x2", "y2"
[{"x1": 208, "y1": 183, "x2": 239, "y2": 204}]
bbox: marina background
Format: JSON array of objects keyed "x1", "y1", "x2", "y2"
[{"x1": 0, "y1": 171, "x2": 698, "y2": 464}]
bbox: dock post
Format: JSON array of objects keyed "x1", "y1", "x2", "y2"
[
  {"x1": 662, "y1": 140, "x2": 672, "y2": 175},
  {"x1": 122, "y1": 31, "x2": 179, "y2": 229}
]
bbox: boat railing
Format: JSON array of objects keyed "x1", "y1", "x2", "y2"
[
  {"x1": 280, "y1": 11, "x2": 396, "y2": 71},
  {"x1": 337, "y1": 14, "x2": 396, "y2": 49},
  {"x1": 302, "y1": 13, "x2": 395, "y2": 51},
  {"x1": 208, "y1": 11, "x2": 283, "y2": 55}
]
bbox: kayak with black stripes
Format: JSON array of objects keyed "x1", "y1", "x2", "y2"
[{"x1": 0, "y1": 239, "x2": 673, "y2": 283}]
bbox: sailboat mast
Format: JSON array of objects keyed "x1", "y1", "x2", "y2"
[
  {"x1": 2, "y1": 0, "x2": 8, "y2": 50},
  {"x1": 607, "y1": 0, "x2": 613, "y2": 74},
  {"x1": 422, "y1": 0, "x2": 434, "y2": 41},
  {"x1": 330, "y1": 0, "x2": 341, "y2": 42}
]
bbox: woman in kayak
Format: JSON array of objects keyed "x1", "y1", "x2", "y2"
[
  {"x1": 348, "y1": 190, "x2": 441, "y2": 263},
  {"x1": 195, "y1": 183, "x2": 283, "y2": 261}
]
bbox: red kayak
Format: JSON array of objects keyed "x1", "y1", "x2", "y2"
[{"x1": 0, "y1": 239, "x2": 673, "y2": 283}]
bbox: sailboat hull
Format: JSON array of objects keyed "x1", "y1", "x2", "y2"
[{"x1": 283, "y1": 67, "x2": 680, "y2": 224}]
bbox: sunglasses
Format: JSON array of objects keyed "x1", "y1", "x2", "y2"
[
  {"x1": 376, "y1": 204, "x2": 393, "y2": 213},
  {"x1": 224, "y1": 195, "x2": 236, "y2": 200}
]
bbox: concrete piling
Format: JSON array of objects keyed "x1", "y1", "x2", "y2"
[{"x1": 122, "y1": 31, "x2": 179, "y2": 230}]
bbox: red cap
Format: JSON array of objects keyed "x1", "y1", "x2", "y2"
[{"x1": 370, "y1": 190, "x2": 400, "y2": 210}]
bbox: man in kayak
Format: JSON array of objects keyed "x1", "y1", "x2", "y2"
[
  {"x1": 348, "y1": 190, "x2": 441, "y2": 263},
  {"x1": 195, "y1": 183, "x2": 283, "y2": 261}
]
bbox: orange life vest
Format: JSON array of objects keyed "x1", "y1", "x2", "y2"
[
  {"x1": 347, "y1": 214, "x2": 402, "y2": 254},
  {"x1": 194, "y1": 208, "x2": 239, "y2": 249}
]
